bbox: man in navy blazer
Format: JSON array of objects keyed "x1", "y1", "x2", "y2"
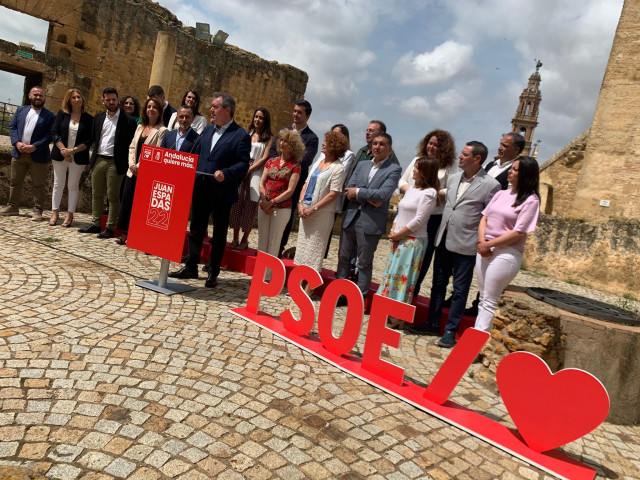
[
  {"x1": 170, "y1": 93, "x2": 250, "y2": 288},
  {"x1": 2, "y1": 86, "x2": 55, "y2": 219},
  {"x1": 336, "y1": 133, "x2": 401, "y2": 298},
  {"x1": 160, "y1": 105, "x2": 200, "y2": 153}
]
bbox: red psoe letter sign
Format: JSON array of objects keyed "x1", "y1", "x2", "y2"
[
  {"x1": 127, "y1": 145, "x2": 197, "y2": 262},
  {"x1": 317, "y1": 279, "x2": 363, "y2": 356},
  {"x1": 362, "y1": 294, "x2": 414, "y2": 385},
  {"x1": 424, "y1": 328, "x2": 489, "y2": 404},
  {"x1": 246, "y1": 252, "x2": 286, "y2": 314},
  {"x1": 281, "y1": 265, "x2": 323, "y2": 336}
]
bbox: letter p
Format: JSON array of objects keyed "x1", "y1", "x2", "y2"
[{"x1": 246, "y1": 252, "x2": 286, "y2": 314}]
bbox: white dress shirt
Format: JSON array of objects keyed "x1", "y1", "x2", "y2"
[
  {"x1": 97, "y1": 109, "x2": 121, "y2": 156},
  {"x1": 22, "y1": 108, "x2": 41, "y2": 145}
]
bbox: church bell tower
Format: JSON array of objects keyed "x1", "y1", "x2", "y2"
[{"x1": 511, "y1": 60, "x2": 542, "y2": 155}]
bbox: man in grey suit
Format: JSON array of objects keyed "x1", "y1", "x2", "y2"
[
  {"x1": 410, "y1": 141, "x2": 500, "y2": 347},
  {"x1": 336, "y1": 133, "x2": 402, "y2": 299}
]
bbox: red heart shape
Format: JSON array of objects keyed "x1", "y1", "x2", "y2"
[{"x1": 496, "y1": 351, "x2": 609, "y2": 453}]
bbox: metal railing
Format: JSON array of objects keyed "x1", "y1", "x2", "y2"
[{"x1": 0, "y1": 102, "x2": 19, "y2": 136}]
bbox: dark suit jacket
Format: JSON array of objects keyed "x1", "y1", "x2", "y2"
[
  {"x1": 268, "y1": 125, "x2": 319, "y2": 171},
  {"x1": 160, "y1": 128, "x2": 199, "y2": 153},
  {"x1": 90, "y1": 109, "x2": 138, "y2": 175},
  {"x1": 342, "y1": 158, "x2": 402, "y2": 236},
  {"x1": 194, "y1": 121, "x2": 251, "y2": 204},
  {"x1": 50, "y1": 110, "x2": 94, "y2": 165},
  {"x1": 484, "y1": 160, "x2": 510, "y2": 190},
  {"x1": 163, "y1": 103, "x2": 177, "y2": 128},
  {"x1": 9, "y1": 105, "x2": 55, "y2": 163}
]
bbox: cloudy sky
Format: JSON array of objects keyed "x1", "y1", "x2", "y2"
[{"x1": 0, "y1": 0, "x2": 623, "y2": 167}]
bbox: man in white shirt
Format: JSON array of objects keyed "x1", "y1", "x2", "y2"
[
  {"x1": 79, "y1": 87, "x2": 137, "y2": 237},
  {"x1": 2, "y1": 86, "x2": 55, "y2": 219}
]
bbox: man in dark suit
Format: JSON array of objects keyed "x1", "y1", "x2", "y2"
[
  {"x1": 268, "y1": 100, "x2": 319, "y2": 256},
  {"x1": 148, "y1": 85, "x2": 176, "y2": 128},
  {"x1": 409, "y1": 141, "x2": 500, "y2": 347},
  {"x1": 79, "y1": 87, "x2": 137, "y2": 237},
  {"x1": 170, "y1": 92, "x2": 250, "y2": 288},
  {"x1": 160, "y1": 105, "x2": 199, "y2": 153},
  {"x1": 336, "y1": 133, "x2": 401, "y2": 299},
  {"x1": 484, "y1": 132, "x2": 525, "y2": 189},
  {"x1": 1, "y1": 86, "x2": 55, "y2": 220}
]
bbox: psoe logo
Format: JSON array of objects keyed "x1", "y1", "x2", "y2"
[
  {"x1": 146, "y1": 181, "x2": 174, "y2": 230},
  {"x1": 143, "y1": 146, "x2": 163, "y2": 164}
]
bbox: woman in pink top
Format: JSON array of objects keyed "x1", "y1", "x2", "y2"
[{"x1": 475, "y1": 156, "x2": 540, "y2": 332}]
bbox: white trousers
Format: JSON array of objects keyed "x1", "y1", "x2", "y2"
[
  {"x1": 52, "y1": 160, "x2": 86, "y2": 212},
  {"x1": 474, "y1": 246, "x2": 522, "y2": 332},
  {"x1": 257, "y1": 207, "x2": 291, "y2": 258}
]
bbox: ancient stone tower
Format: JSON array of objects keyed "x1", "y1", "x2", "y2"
[
  {"x1": 568, "y1": 0, "x2": 640, "y2": 221},
  {"x1": 0, "y1": 0, "x2": 308, "y2": 130},
  {"x1": 511, "y1": 61, "x2": 542, "y2": 156}
]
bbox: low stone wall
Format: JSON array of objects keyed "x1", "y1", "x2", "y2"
[
  {"x1": 0, "y1": 146, "x2": 92, "y2": 213},
  {"x1": 524, "y1": 214, "x2": 640, "y2": 297},
  {"x1": 477, "y1": 289, "x2": 640, "y2": 425}
]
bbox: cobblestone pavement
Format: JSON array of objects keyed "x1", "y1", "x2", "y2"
[{"x1": 0, "y1": 212, "x2": 638, "y2": 480}]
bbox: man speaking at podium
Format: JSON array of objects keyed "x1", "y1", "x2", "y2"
[{"x1": 170, "y1": 93, "x2": 250, "y2": 288}]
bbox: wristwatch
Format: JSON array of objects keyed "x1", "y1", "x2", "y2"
[{"x1": 313, "y1": 205, "x2": 318, "y2": 211}]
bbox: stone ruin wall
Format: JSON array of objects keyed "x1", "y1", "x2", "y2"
[
  {"x1": 527, "y1": 127, "x2": 640, "y2": 297},
  {"x1": 538, "y1": 130, "x2": 588, "y2": 216},
  {"x1": 0, "y1": 0, "x2": 308, "y2": 130}
]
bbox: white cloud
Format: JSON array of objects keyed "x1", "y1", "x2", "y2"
[
  {"x1": 397, "y1": 96, "x2": 432, "y2": 119},
  {"x1": 446, "y1": 0, "x2": 623, "y2": 160},
  {"x1": 393, "y1": 41, "x2": 474, "y2": 86}
]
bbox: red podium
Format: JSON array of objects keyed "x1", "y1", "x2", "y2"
[{"x1": 127, "y1": 144, "x2": 197, "y2": 295}]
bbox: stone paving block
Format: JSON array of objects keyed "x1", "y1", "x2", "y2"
[
  {"x1": 0, "y1": 442, "x2": 19, "y2": 457},
  {"x1": 78, "y1": 451, "x2": 114, "y2": 470},
  {"x1": 48, "y1": 444, "x2": 83, "y2": 462},
  {"x1": 46, "y1": 464, "x2": 82, "y2": 479},
  {"x1": 104, "y1": 458, "x2": 137, "y2": 478}
]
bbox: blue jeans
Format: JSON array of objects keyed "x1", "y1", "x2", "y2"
[{"x1": 427, "y1": 233, "x2": 476, "y2": 334}]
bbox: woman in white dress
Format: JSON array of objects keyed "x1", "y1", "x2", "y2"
[
  {"x1": 166, "y1": 89, "x2": 207, "y2": 134},
  {"x1": 229, "y1": 108, "x2": 274, "y2": 250},
  {"x1": 294, "y1": 130, "x2": 347, "y2": 291}
]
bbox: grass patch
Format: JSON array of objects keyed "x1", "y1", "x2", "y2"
[
  {"x1": 565, "y1": 278, "x2": 581, "y2": 286},
  {"x1": 40, "y1": 237, "x2": 61, "y2": 243},
  {"x1": 623, "y1": 292, "x2": 637, "y2": 301}
]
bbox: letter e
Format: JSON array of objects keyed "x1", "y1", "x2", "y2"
[{"x1": 362, "y1": 294, "x2": 414, "y2": 385}]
